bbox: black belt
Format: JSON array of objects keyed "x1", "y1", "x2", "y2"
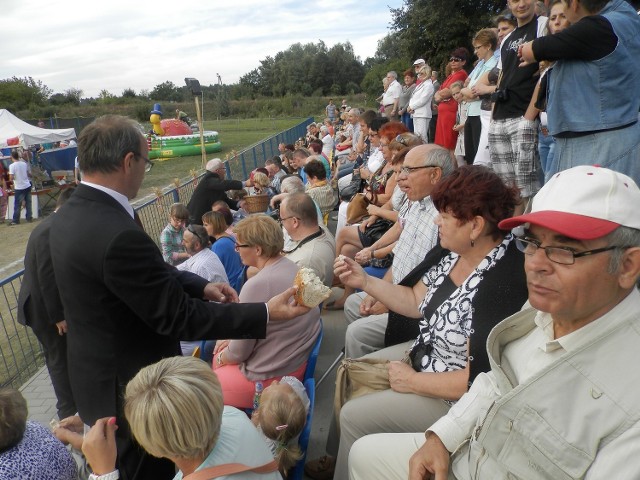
[{"x1": 555, "y1": 121, "x2": 637, "y2": 139}]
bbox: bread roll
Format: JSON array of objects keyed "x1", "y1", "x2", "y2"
[{"x1": 293, "y1": 267, "x2": 332, "y2": 308}]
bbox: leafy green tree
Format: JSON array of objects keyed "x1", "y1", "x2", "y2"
[
  {"x1": 0, "y1": 76, "x2": 51, "y2": 112},
  {"x1": 64, "y1": 88, "x2": 83, "y2": 105},
  {"x1": 122, "y1": 88, "x2": 137, "y2": 98},
  {"x1": 390, "y1": 0, "x2": 504, "y2": 75},
  {"x1": 150, "y1": 81, "x2": 181, "y2": 102},
  {"x1": 360, "y1": 60, "x2": 410, "y2": 97}
]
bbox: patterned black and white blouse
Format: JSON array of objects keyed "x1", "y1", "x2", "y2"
[{"x1": 412, "y1": 234, "x2": 514, "y2": 374}]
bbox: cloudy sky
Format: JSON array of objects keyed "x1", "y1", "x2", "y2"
[{"x1": 3, "y1": 0, "x2": 403, "y2": 98}]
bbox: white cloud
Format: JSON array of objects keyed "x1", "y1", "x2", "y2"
[{"x1": 2, "y1": 0, "x2": 402, "y2": 97}]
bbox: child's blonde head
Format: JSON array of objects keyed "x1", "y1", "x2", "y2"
[{"x1": 256, "y1": 379, "x2": 308, "y2": 475}]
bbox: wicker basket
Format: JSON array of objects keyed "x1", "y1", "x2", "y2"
[{"x1": 244, "y1": 194, "x2": 270, "y2": 213}]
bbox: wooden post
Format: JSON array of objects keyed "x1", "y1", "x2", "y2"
[{"x1": 194, "y1": 96, "x2": 206, "y2": 169}]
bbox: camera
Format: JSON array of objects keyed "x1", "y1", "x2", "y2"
[{"x1": 490, "y1": 89, "x2": 509, "y2": 103}]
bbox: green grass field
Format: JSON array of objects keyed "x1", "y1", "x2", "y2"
[{"x1": 137, "y1": 117, "x2": 307, "y2": 199}]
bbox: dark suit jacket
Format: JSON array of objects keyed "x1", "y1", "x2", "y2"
[
  {"x1": 50, "y1": 184, "x2": 267, "y2": 480},
  {"x1": 187, "y1": 171, "x2": 242, "y2": 224},
  {"x1": 18, "y1": 214, "x2": 64, "y2": 331}
]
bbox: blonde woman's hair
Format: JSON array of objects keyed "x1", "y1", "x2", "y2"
[
  {"x1": 252, "y1": 172, "x2": 270, "y2": 189},
  {"x1": 124, "y1": 356, "x2": 224, "y2": 460},
  {"x1": 202, "y1": 211, "x2": 228, "y2": 236},
  {"x1": 417, "y1": 65, "x2": 432, "y2": 78},
  {"x1": 234, "y1": 215, "x2": 284, "y2": 258},
  {"x1": 256, "y1": 385, "x2": 307, "y2": 474}
]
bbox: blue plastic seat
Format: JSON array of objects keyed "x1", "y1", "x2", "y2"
[
  {"x1": 303, "y1": 320, "x2": 324, "y2": 382},
  {"x1": 289, "y1": 378, "x2": 316, "y2": 480}
]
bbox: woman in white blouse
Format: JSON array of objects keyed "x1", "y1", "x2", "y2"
[{"x1": 407, "y1": 66, "x2": 435, "y2": 142}]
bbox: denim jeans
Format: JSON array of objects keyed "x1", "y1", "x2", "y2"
[
  {"x1": 12, "y1": 186, "x2": 32, "y2": 223},
  {"x1": 538, "y1": 128, "x2": 555, "y2": 185},
  {"x1": 548, "y1": 120, "x2": 640, "y2": 186}
]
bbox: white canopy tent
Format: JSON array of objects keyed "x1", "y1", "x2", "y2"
[{"x1": 0, "y1": 109, "x2": 76, "y2": 148}]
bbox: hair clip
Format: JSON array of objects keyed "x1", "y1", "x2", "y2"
[{"x1": 275, "y1": 424, "x2": 288, "y2": 431}]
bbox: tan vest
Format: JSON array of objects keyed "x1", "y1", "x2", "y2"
[{"x1": 451, "y1": 307, "x2": 640, "y2": 479}]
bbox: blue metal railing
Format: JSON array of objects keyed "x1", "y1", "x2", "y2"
[{"x1": 0, "y1": 117, "x2": 313, "y2": 389}]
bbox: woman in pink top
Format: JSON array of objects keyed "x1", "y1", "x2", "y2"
[{"x1": 213, "y1": 215, "x2": 321, "y2": 408}]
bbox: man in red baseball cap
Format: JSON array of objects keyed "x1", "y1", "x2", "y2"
[{"x1": 348, "y1": 165, "x2": 640, "y2": 480}]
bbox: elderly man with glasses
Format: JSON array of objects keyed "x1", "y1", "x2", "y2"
[{"x1": 349, "y1": 165, "x2": 640, "y2": 480}]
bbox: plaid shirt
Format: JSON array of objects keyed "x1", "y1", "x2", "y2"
[
  {"x1": 160, "y1": 223, "x2": 186, "y2": 266},
  {"x1": 391, "y1": 196, "x2": 439, "y2": 284}
]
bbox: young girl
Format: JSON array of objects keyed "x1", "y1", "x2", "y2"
[
  {"x1": 451, "y1": 81, "x2": 468, "y2": 167},
  {"x1": 251, "y1": 377, "x2": 310, "y2": 477}
]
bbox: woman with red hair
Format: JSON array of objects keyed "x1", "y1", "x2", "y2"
[
  {"x1": 315, "y1": 166, "x2": 529, "y2": 479},
  {"x1": 434, "y1": 48, "x2": 469, "y2": 154}
]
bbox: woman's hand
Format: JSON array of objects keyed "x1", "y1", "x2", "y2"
[
  {"x1": 354, "y1": 247, "x2": 373, "y2": 265},
  {"x1": 471, "y1": 83, "x2": 494, "y2": 96},
  {"x1": 214, "y1": 340, "x2": 230, "y2": 356},
  {"x1": 358, "y1": 215, "x2": 377, "y2": 233},
  {"x1": 334, "y1": 256, "x2": 368, "y2": 291},
  {"x1": 82, "y1": 417, "x2": 118, "y2": 476},
  {"x1": 366, "y1": 204, "x2": 382, "y2": 217},
  {"x1": 388, "y1": 361, "x2": 418, "y2": 393}
]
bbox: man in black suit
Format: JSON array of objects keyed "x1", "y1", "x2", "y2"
[
  {"x1": 18, "y1": 187, "x2": 77, "y2": 420},
  {"x1": 187, "y1": 157, "x2": 242, "y2": 224},
  {"x1": 49, "y1": 115, "x2": 307, "y2": 480}
]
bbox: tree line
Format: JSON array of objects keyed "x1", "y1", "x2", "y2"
[{"x1": 2, "y1": 0, "x2": 579, "y2": 117}]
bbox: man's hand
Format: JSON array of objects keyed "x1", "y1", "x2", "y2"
[
  {"x1": 518, "y1": 41, "x2": 536, "y2": 67},
  {"x1": 409, "y1": 432, "x2": 450, "y2": 480},
  {"x1": 56, "y1": 320, "x2": 68, "y2": 335},
  {"x1": 82, "y1": 417, "x2": 118, "y2": 476},
  {"x1": 266, "y1": 286, "x2": 311, "y2": 322},
  {"x1": 203, "y1": 283, "x2": 239, "y2": 303}
]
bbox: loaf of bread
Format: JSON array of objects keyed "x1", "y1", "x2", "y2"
[{"x1": 293, "y1": 267, "x2": 332, "y2": 308}]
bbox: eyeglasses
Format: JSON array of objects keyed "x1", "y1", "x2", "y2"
[
  {"x1": 449, "y1": 57, "x2": 463, "y2": 62},
  {"x1": 234, "y1": 243, "x2": 251, "y2": 252},
  {"x1": 278, "y1": 215, "x2": 296, "y2": 225},
  {"x1": 399, "y1": 165, "x2": 440, "y2": 175},
  {"x1": 134, "y1": 153, "x2": 154, "y2": 172},
  {"x1": 379, "y1": 142, "x2": 389, "y2": 148},
  {"x1": 515, "y1": 236, "x2": 627, "y2": 265},
  {"x1": 473, "y1": 45, "x2": 486, "y2": 51}
]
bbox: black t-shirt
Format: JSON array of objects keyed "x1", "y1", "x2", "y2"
[{"x1": 493, "y1": 17, "x2": 542, "y2": 120}]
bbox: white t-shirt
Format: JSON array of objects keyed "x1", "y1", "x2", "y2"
[{"x1": 9, "y1": 160, "x2": 31, "y2": 190}]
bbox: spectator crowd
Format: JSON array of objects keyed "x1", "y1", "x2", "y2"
[{"x1": 4, "y1": 1, "x2": 640, "y2": 480}]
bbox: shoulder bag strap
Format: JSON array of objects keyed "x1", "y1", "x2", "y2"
[{"x1": 184, "y1": 459, "x2": 279, "y2": 480}]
